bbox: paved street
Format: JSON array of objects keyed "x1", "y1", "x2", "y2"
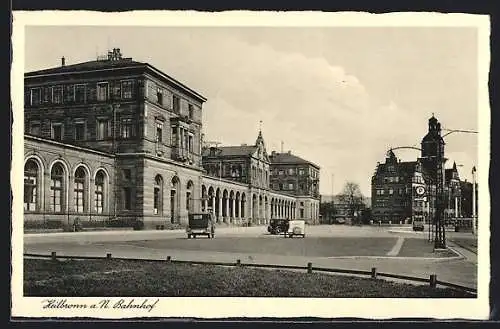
[{"x1": 24, "y1": 224, "x2": 478, "y2": 289}]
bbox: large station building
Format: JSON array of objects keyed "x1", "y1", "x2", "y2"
[{"x1": 23, "y1": 49, "x2": 320, "y2": 231}]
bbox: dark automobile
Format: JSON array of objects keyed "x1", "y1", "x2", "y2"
[
  {"x1": 267, "y1": 218, "x2": 289, "y2": 235},
  {"x1": 186, "y1": 213, "x2": 215, "y2": 239}
]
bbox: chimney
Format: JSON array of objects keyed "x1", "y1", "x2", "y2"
[{"x1": 61, "y1": 57, "x2": 66, "y2": 67}]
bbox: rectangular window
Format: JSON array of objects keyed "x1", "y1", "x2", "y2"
[
  {"x1": 288, "y1": 168, "x2": 295, "y2": 175},
  {"x1": 171, "y1": 127, "x2": 178, "y2": 147},
  {"x1": 173, "y1": 95, "x2": 180, "y2": 112},
  {"x1": 278, "y1": 183, "x2": 283, "y2": 190},
  {"x1": 121, "y1": 118, "x2": 133, "y2": 138},
  {"x1": 389, "y1": 188, "x2": 394, "y2": 195},
  {"x1": 29, "y1": 122, "x2": 40, "y2": 135},
  {"x1": 121, "y1": 80, "x2": 134, "y2": 99},
  {"x1": 123, "y1": 187, "x2": 131, "y2": 210},
  {"x1": 156, "y1": 88, "x2": 163, "y2": 105},
  {"x1": 97, "y1": 119, "x2": 109, "y2": 140},
  {"x1": 278, "y1": 170, "x2": 284, "y2": 176},
  {"x1": 299, "y1": 169, "x2": 305, "y2": 176},
  {"x1": 52, "y1": 86, "x2": 63, "y2": 104},
  {"x1": 288, "y1": 183, "x2": 294, "y2": 190},
  {"x1": 188, "y1": 134, "x2": 193, "y2": 153},
  {"x1": 75, "y1": 84, "x2": 86, "y2": 103},
  {"x1": 97, "y1": 82, "x2": 109, "y2": 101},
  {"x1": 30, "y1": 88, "x2": 41, "y2": 106},
  {"x1": 51, "y1": 123, "x2": 63, "y2": 141},
  {"x1": 74, "y1": 121, "x2": 86, "y2": 140},
  {"x1": 156, "y1": 122, "x2": 163, "y2": 143},
  {"x1": 188, "y1": 104, "x2": 194, "y2": 119},
  {"x1": 65, "y1": 85, "x2": 75, "y2": 103}
]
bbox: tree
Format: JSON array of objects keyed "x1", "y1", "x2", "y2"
[
  {"x1": 338, "y1": 182, "x2": 365, "y2": 225},
  {"x1": 319, "y1": 201, "x2": 336, "y2": 224}
]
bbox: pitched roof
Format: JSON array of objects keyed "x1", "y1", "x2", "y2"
[
  {"x1": 202, "y1": 145, "x2": 257, "y2": 157},
  {"x1": 25, "y1": 58, "x2": 145, "y2": 77},
  {"x1": 25, "y1": 58, "x2": 207, "y2": 102},
  {"x1": 269, "y1": 152, "x2": 320, "y2": 169},
  {"x1": 375, "y1": 160, "x2": 433, "y2": 182}
]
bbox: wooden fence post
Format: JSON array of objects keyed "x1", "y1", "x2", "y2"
[
  {"x1": 236, "y1": 259, "x2": 241, "y2": 267},
  {"x1": 106, "y1": 253, "x2": 112, "y2": 259},
  {"x1": 166, "y1": 256, "x2": 171, "y2": 262},
  {"x1": 430, "y1": 274, "x2": 437, "y2": 288},
  {"x1": 51, "y1": 252, "x2": 57, "y2": 261},
  {"x1": 371, "y1": 267, "x2": 377, "y2": 279},
  {"x1": 307, "y1": 262, "x2": 313, "y2": 274}
]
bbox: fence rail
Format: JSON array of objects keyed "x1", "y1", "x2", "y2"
[{"x1": 23, "y1": 252, "x2": 477, "y2": 295}]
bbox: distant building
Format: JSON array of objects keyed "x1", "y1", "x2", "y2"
[
  {"x1": 370, "y1": 115, "x2": 469, "y2": 224},
  {"x1": 201, "y1": 132, "x2": 321, "y2": 224},
  {"x1": 269, "y1": 150, "x2": 321, "y2": 223}
]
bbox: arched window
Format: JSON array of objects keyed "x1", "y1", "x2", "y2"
[
  {"x1": 50, "y1": 163, "x2": 65, "y2": 212},
  {"x1": 154, "y1": 175, "x2": 163, "y2": 215},
  {"x1": 24, "y1": 159, "x2": 39, "y2": 211},
  {"x1": 186, "y1": 180, "x2": 193, "y2": 212},
  {"x1": 74, "y1": 167, "x2": 86, "y2": 213},
  {"x1": 94, "y1": 170, "x2": 106, "y2": 213}
]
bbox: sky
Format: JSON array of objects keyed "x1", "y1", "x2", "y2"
[{"x1": 24, "y1": 26, "x2": 480, "y2": 196}]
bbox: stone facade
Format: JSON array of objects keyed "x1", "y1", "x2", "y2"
[
  {"x1": 371, "y1": 115, "x2": 464, "y2": 224},
  {"x1": 23, "y1": 50, "x2": 322, "y2": 230}
]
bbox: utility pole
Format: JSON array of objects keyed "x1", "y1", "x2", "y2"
[{"x1": 434, "y1": 132, "x2": 446, "y2": 249}]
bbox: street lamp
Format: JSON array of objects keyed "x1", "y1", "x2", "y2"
[{"x1": 435, "y1": 128, "x2": 478, "y2": 249}]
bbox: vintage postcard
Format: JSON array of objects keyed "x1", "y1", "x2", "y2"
[{"x1": 11, "y1": 11, "x2": 491, "y2": 320}]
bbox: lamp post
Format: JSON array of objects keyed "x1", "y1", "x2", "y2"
[{"x1": 436, "y1": 128, "x2": 478, "y2": 248}]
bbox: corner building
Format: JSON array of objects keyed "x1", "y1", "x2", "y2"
[
  {"x1": 23, "y1": 49, "x2": 321, "y2": 230},
  {"x1": 371, "y1": 115, "x2": 464, "y2": 224}
]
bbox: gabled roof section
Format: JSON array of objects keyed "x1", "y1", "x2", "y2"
[
  {"x1": 269, "y1": 152, "x2": 320, "y2": 169},
  {"x1": 202, "y1": 145, "x2": 257, "y2": 158}
]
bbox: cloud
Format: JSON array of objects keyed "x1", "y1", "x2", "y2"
[{"x1": 133, "y1": 31, "x2": 430, "y2": 195}]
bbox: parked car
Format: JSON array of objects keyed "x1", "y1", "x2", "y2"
[
  {"x1": 186, "y1": 213, "x2": 215, "y2": 239},
  {"x1": 267, "y1": 218, "x2": 289, "y2": 235},
  {"x1": 285, "y1": 219, "x2": 306, "y2": 238},
  {"x1": 412, "y1": 217, "x2": 425, "y2": 231}
]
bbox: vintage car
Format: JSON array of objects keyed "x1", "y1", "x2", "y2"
[
  {"x1": 186, "y1": 213, "x2": 215, "y2": 239},
  {"x1": 285, "y1": 219, "x2": 306, "y2": 238},
  {"x1": 412, "y1": 217, "x2": 425, "y2": 231},
  {"x1": 267, "y1": 218, "x2": 289, "y2": 235}
]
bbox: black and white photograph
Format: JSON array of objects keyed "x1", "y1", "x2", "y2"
[{"x1": 11, "y1": 11, "x2": 490, "y2": 319}]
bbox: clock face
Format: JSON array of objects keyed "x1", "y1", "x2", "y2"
[{"x1": 416, "y1": 186, "x2": 425, "y2": 196}]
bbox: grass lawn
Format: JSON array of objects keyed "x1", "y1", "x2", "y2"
[
  {"x1": 24, "y1": 258, "x2": 474, "y2": 298},
  {"x1": 397, "y1": 238, "x2": 458, "y2": 258},
  {"x1": 449, "y1": 238, "x2": 477, "y2": 254},
  {"x1": 120, "y1": 237, "x2": 397, "y2": 257}
]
